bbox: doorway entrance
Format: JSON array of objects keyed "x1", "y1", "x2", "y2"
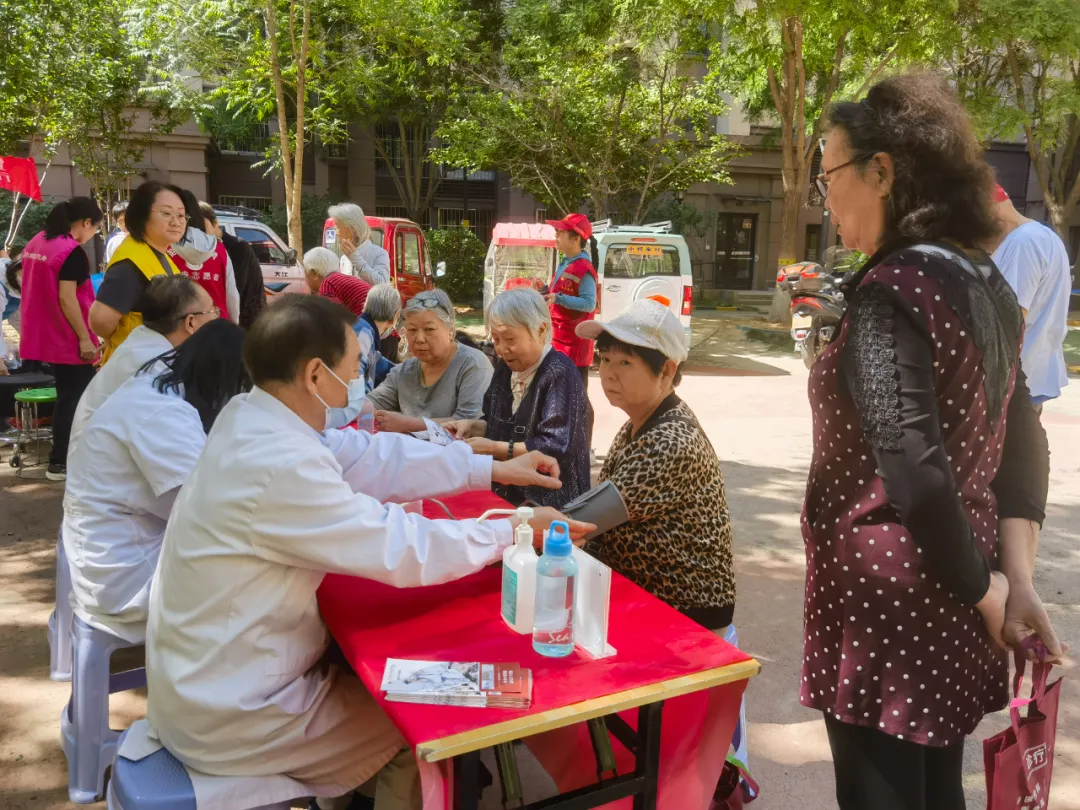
[{"x1": 715, "y1": 213, "x2": 758, "y2": 289}]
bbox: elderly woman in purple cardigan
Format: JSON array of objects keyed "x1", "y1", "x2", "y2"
[{"x1": 446, "y1": 287, "x2": 591, "y2": 508}]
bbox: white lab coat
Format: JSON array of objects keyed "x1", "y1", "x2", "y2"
[
  {"x1": 342, "y1": 239, "x2": 391, "y2": 285},
  {"x1": 70, "y1": 325, "x2": 172, "y2": 452},
  {"x1": 127, "y1": 387, "x2": 511, "y2": 808},
  {"x1": 63, "y1": 369, "x2": 206, "y2": 643}
]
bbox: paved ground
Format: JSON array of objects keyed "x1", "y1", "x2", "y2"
[{"x1": 1, "y1": 312, "x2": 1077, "y2": 808}]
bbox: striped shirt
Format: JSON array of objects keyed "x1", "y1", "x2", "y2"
[{"x1": 318, "y1": 271, "x2": 372, "y2": 317}]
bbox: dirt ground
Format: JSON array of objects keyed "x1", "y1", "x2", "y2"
[{"x1": 1, "y1": 312, "x2": 1077, "y2": 809}]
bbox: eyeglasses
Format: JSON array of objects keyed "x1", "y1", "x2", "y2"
[
  {"x1": 153, "y1": 209, "x2": 191, "y2": 225},
  {"x1": 181, "y1": 306, "x2": 220, "y2": 320},
  {"x1": 814, "y1": 156, "x2": 868, "y2": 200},
  {"x1": 406, "y1": 295, "x2": 451, "y2": 316}
]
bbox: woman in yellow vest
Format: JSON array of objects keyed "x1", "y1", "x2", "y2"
[{"x1": 89, "y1": 182, "x2": 188, "y2": 363}]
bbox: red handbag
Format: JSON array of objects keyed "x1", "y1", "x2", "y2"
[{"x1": 983, "y1": 644, "x2": 1062, "y2": 810}]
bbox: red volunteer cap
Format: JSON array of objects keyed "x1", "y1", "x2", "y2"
[
  {"x1": 993, "y1": 185, "x2": 1009, "y2": 203},
  {"x1": 546, "y1": 213, "x2": 592, "y2": 242}
]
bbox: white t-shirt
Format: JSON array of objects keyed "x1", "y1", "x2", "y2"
[
  {"x1": 70, "y1": 326, "x2": 173, "y2": 452},
  {"x1": 992, "y1": 221, "x2": 1072, "y2": 402},
  {"x1": 62, "y1": 370, "x2": 207, "y2": 642},
  {"x1": 104, "y1": 231, "x2": 127, "y2": 266}
]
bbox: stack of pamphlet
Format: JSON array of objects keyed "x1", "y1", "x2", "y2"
[{"x1": 380, "y1": 659, "x2": 533, "y2": 709}]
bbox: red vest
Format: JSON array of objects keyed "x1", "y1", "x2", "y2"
[
  {"x1": 19, "y1": 232, "x2": 98, "y2": 365},
  {"x1": 549, "y1": 257, "x2": 598, "y2": 367},
  {"x1": 167, "y1": 242, "x2": 231, "y2": 320}
]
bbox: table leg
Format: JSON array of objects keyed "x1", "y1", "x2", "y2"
[
  {"x1": 454, "y1": 749, "x2": 483, "y2": 810},
  {"x1": 632, "y1": 701, "x2": 664, "y2": 810}
]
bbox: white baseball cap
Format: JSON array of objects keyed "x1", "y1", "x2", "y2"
[{"x1": 576, "y1": 299, "x2": 689, "y2": 364}]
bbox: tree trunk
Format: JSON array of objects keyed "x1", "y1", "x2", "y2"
[{"x1": 768, "y1": 186, "x2": 802, "y2": 325}]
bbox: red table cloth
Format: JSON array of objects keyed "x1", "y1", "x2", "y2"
[{"x1": 317, "y1": 491, "x2": 754, "y2": 809}]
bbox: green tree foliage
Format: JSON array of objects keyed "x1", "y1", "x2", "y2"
[
  {"x1": 426, "y1": 227, "x2": 486, "y2": 304},
  {"x1": 435, "y1": 0, "x2": 737, "y2": 223},
  {"x1": 0, "y1": 197, "x2": 53, "y2": 253},
  {"x1": 0, "y1": 0, "x2": 178, "y2": 244},
  {"x1": 130, "y1": 0, "x2": 352, "y2": 251},
  {"x1": 711, "y1": 0, "x2": 952, "y2": 322},
  {"x1": 947, "y1": 0, "x2": 1080, "y2": 248},
  {"x1": 337, "y1": 0, "x2": 497, "y2": 223}
]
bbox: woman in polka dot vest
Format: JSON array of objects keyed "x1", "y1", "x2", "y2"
[{"x1": 804, "y1": 73, "x2": 1063, "y2": 809}]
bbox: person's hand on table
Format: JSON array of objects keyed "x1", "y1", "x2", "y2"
[
  {"x1": 1003, "y1": 581, "x2": 1067, "y2": 664},
  {"x1": 976, "y1": 571, "x2": 1010, "y2": 649},
  {"x1": 520, "y1": 506, "x2": 594, "y2": 549},
  {"x1": 492, "y1": 449, "x2": 561, "y2": 490},
  {"x1": 444, "y1": 418, "x2": 485, "y2": 439},
  {"x1": 374, "y1": 409, "x2": 413, "y2": 434}
]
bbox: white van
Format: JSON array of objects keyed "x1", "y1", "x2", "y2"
[
  {"x1": 593, "y1": 220, "x2": 693, "y2": 349},
  {"x1": 483, "y1": 220, "x2": 693, "y2": 349}
]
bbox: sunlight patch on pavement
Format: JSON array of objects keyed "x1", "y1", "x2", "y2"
[{"x1": 747, "y1": 719, "x2": 832, "y2": 765}]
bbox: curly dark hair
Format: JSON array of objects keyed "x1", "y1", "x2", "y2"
[{"x1": 825, "y1": 73, "x2": 997, "y2": 250}]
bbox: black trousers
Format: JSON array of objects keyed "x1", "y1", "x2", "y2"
[
  {"x1": 49, "y1": 363, "x2": 96, "y2": 465},
  {"x1": 825, "y1": 714, "x2": 966, "y2": 810}
]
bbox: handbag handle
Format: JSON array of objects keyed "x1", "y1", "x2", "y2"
[{"x1": 1010, "y1": 639, "x2": 1052, "y2": 731}]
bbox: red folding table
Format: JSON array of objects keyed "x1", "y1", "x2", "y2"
[{"x1": 317, "y1": 491, "x2": 759, "y2": 810}]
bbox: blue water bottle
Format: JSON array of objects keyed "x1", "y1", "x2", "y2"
[{"x1": 532, "y1": 521, "x2": 577, "y2": 658}]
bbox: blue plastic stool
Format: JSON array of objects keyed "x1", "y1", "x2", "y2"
[
  {"x1": 106, "y1": 734, "x2": 292, "y2": 810},
  {"x1": 48, "y1": 530, "x2": 74, "y2": 681},
  {"x1": 61, "y1": 616, "x2": 147, "y2": 803},
  {"x1": 723, "y1": 624, "x2": 750, "y2": 768}
]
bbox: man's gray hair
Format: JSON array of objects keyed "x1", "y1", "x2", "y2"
[
  {"x1": 404, "y1": 288, "x2": 455, "y2": 331},
  {"x1": 363, "y1": 283, "x2": 403, "y2": 322},
  {"x1": 327, "y1": 203, "x2": 371, "y2": 244},
  {"x1": 486, "y1": 287, "x2": 552, "y2": 343},
  {"x1": 303, "y1": 246, "x2": 339, "y2": 278}
]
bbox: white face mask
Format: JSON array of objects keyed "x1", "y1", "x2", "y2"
[{"x1": 314, "y1": 364, "x2": 367, "y2": 431}]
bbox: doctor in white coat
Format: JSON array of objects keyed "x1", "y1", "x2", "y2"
[
  {"x1": 69, "y1": 275, "x2": 218, "y2": 451},
  {"x1": 126, "y1": 295, "x2": 590, "y2": 810}
]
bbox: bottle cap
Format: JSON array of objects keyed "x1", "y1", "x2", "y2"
[
  {"x1": 516, "y1": 506, "x2": 534, "y2": 522},
  {"x1": 544, "y1": 520, "x2": 572, "y2": 556}
]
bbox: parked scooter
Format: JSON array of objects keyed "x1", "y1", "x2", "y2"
[{"x1": 777, "y1": 247, "x2": 857, "y2": 369}]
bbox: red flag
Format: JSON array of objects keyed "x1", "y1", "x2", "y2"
[{"x1": 0, "y1": 156, "x2": 42, "y2": 201}]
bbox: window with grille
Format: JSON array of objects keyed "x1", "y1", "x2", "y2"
[
  {"x1": 218, "y1": 195, "x2": 273, "y2": 212},
  {"x1": 535, "y1": 209, "x2": 548, "y2": 223}
]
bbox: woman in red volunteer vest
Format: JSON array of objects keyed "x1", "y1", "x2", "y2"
[
  {"x1": 19, "y1": 197, "x2": 104, "y2": 480},
  {"x1": 168, "y1": 190, "x2": 239, "y2": 324},
  {"x1": 544, "y1": 213, "x2": 598, "y2": 392}
]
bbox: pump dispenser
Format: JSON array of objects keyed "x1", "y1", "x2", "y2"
[{"x1": 501, "y1": 506, "x2": 539, "y2": 633}]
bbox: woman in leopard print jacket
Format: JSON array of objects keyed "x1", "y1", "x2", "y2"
[{"x1": 577, "y1": 299, "x2": 735, "y2": 631}]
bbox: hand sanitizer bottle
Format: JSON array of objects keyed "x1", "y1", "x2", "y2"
[
  {"x1": 501, "y1": 506, "x2": 538, "y2": 634},
  {"x1": 532, "y1": 521, "x2": 577, "y2": 657}
]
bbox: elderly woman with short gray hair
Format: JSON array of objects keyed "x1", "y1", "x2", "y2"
[
  {"x1": 445, "y1": 287, "x2": 591, "y2": 508},
  {"x1": 328, "y1": 202, "x2": 390, "y2": 285},
  {"x1": 370, "y1": 288, "x2": 493, "y2": 434}
]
